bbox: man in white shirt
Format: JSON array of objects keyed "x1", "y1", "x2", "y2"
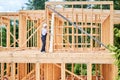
[{"x1": 41, "y1": 23, "x2": 47, "y2": 52}]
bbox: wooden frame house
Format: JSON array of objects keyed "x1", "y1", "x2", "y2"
[{"x1": 0, "y1": 1, "x2": 119, "y2": 80}]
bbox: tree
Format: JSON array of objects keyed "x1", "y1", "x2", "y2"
[
  {"x1": 25, "y1": 0, "x2": 34, "y2": 10},
  {"x1": 65, "y1": 0, "x2": 87, "y2": 1},
  {"x1": 25, "y1": 0, "x2": 48, "y2": 10},
  {"x1": 33, "y1": 0, "x2": 47, "y2": 10}
]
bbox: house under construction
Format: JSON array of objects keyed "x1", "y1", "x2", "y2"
[{"x1": 0, "y1": 1, "x2": 120, "y2": 80}]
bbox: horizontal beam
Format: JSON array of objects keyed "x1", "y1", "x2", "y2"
[
  {"x1": 19, "y1": 10, "x2": 45, "y2": 14},
  {"x1": 0, "y1": 12, "x2": 18, "y2": 16},
  {"x1": 0, "y1": 50, "x2": 115, "y2": 64},
  {"x1": 0, "y1": 10, "x2": 120, "y2": 24},
  {"x1": 46, "y1": 1, "x2": 113, "y2": 5}
]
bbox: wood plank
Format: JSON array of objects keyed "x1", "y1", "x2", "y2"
[
  {"x1": 87, "y1": 63, "x2": 92, "y2": 80},
  {"x1": 6, "y1": 17, "x2": 10, "y2": 48},
  {"x1": 61, "y1": 63, "x2": 65, "y2": 80},
  {"x1": 1, "y1": 63, "x2": 4, "y2": 80},
  {"x1": 36, "y1": 62, "x2": 40, "y2": 80},
  {"x1": 110, "y1": 4, "x2": 114, "y2": 45},
  {"x1": 46, "y1": 1, "x2": 113, "y2": 5},
  {"x1": 49, "y1": 13, "x2": 55, "y2": 52},
  {"x1": 11, "y1": 63, "x2": 15, "y2": 80},
  {"x1": 0, "y1": 50, "x2": 115, "y2": 64},
  {"x1": 0, "y1": 12, "x2": 18, "y2": 16}
]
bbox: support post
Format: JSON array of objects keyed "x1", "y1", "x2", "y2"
[
  {"x1": 1, "y1": 63, "x2": 4, "y2": 80},
  {"x1": 87, "y1": 63, "x2": 92, "y2": 80},
  {"x1": 11, "y1": 62, "x2": 15, "y2": 80},
  {"x1": 36, "y1": 62, "x2": 40, "y2": 80},
  {"x1": 110, "y1": 3, "x2": 113, "y2": 45},
  {"x1": 49, "y1": 13, "x2": 55, "y2": 53},
  {"x1": 7, "y1": 20, "x2": 10, "y2": 48},
  {"x1": 61, "y1": 63, "x2": 65, "y2": 80}
]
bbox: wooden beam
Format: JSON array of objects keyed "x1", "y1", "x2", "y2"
[
  {"x1": 0, "y1": 51, "x2": 115, "y2": 64},
  {"x1": 36, "y1": 62, "x2": 40, "y2": 80},
  {"x1": 13, "y1": 17, "x2": 16, "y2": 47},
  {"x1": 11, "y1": 62, "x2": 15, "y2": 80},
  {"x1": 1, "y1": 63, "x2": 4, "y2": 80},
  {"x1": 49, "y1": 13, "x2": 55, "y2": 53},
  {"x1": 0, "y1": 12, "x2": 18, "y2": 16},
  {"x1": 87, "y1": 63, "x2": 92, "y2": 80},
  {"x1": 61, "y1": 63, "x2": 65, "y2": 80},
  {"x1": 46, "y1": 1, "x2": 113, "y2": 5},
  {"x1": 6, "y1": 18, "x2": 10, "y2": 48},
  {"x1": 110, "y1": 4, "x2": 114, "y2": 45},
  {"x1": 19, "y1": 13, "x2": 27, "y2": 48}
]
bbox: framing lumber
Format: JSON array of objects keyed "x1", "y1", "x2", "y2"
[
  {"x1": 0, "y1": 50, "x2": 114, "y2": 64},
  {"x1": 49, "y1": 13, "x2": 55, "y2": 52},
  {"x1": 46, "y1": 1, "x2": 113, "y2": 5},
  {"x1": 11, "y1": 63, "x2": 15, "y2": 80},
  {"x1": 6, "y1": 18, "x2": 10, "y2": 48},
  {"x1": 61, "y1": 63, "x2": 65, "y2": 80},
  {"x1": 87, "y1": 63, "x2": 92, "y2": 80},
  {"x1": 0, "y1": 1, "x2": 118, "y2": 80},
  {"x1": 0, "y1": 12, "x2": 18, "y2": 16},
  {"x1": 36, "y1": 62, "x2": 40, "y2": 80}
]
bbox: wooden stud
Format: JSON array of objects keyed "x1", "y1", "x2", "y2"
[
  {"x1": 100, "y1": 64, "x2": 103, "y2": 80},
  {"x1": 76, "y1": 14, "x2": 78, "y2": 51},
  {"x1": 49, "y1": 13, "x2": 55, "y2": 53},
  {"x1": 37, "y1": 19, "x2": 40, "y2": 48},
  {"x1": 72, "y1": 5, "x2": 74, "y2": 51},
  {"x1": 71, "y1": 63, "x2": 74, "y2": 79},
  {"x1": 36, "y1": 62, "x2": 40, "y2": 80},
  {"x1": 19, "y1": 14, "x2": 27, "y2": 48},
  {"x1": 90, "y1": 8, "x2": 93, "y2": 50},
  {"x1": 46, "y1": 7, "x2": 49, "y2": 52},
  {"x1": 6, "y1": 63, "x2": 10, "y2": 78},
  {"x1": 61, "y1": 63, "x2": 65, "y2": 80},
  {"x1": 110, "y1": 4, "x2": 113, "y2": 45},
  {"x1": 11, "y1": 62, "x2": 15, "y2": 80},
  {"x1": 1, "y1": 63, "x2": 4, "y2": 80},
  {"x1": 13, "y1": 17, "x2": 16, "y2": 47},
  {"x1": 87, "y1": 63, "x2": 92, "y2": 80},
  {"x1": 6, "y1": 16, "x2": 10, "y2": 48}
]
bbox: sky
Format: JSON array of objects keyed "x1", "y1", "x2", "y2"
[
  {"x1": 0, "y1": 0, "x2": 28, "y2": 12},
  {"x1": 0, "y1": 0, "x2": 94, "y2": 12},
  {"x1": 0, "y1": 0, "x2": 63, "y2": 12}
]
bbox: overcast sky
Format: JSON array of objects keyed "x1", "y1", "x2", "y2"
[
  {"x1": 0, "y1": 0, "x2": 28, "y2": 12},
  {"x1": 0, "y1": 0, "x2": 94, "y2": 12},
  {"x1": 0, "y1": 0, "x2": 64, "y2": 12}
]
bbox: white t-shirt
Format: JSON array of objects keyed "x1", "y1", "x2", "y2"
[{"x1": 41, "y1": 28, "x2": 47, "y2": 36}]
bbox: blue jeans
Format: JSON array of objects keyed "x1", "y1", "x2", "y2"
[{"x1": 41, "y1": 35, "x2": 46, "y2": 52}]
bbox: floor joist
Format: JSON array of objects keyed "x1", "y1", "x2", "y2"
[{"x1": 0, "y1": 50, "x2": 114, "y2": 64}]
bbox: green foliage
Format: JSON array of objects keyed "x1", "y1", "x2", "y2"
[
  {"x1": 114, "y1": 0, "x2": 120, "y2": 10},
  {"x1": 33, "y1": 0, "x2": 46, "y2": 10},
  {"x1": 108, "y1": 24, "x2": 120, "y2": 80},
  {"x1": 25, "y1": 0, "x2": 48, "y2": 10},
  {"x1": 25, "y1": 0, "x2": 34, "y2": 10},
  {"x1": 65, "y1": 0, "x2": 87, "y2": 1},
  {"x1": 74, "y1": 64, "x2": 87, "y2": 75},
  {"x1": 108, "y1": 45, "x2": 120, "y2": 80},
  {"x1": 1, "y1": 27, "x2": 6, "y2": 47},
  {"x1": 114, "y1": 24, "x2": 120, "y2": 48}
]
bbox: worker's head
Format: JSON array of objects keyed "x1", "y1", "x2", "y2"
[{"x1": 43, "y1": 23, "x2": 47, "y2": 28}]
